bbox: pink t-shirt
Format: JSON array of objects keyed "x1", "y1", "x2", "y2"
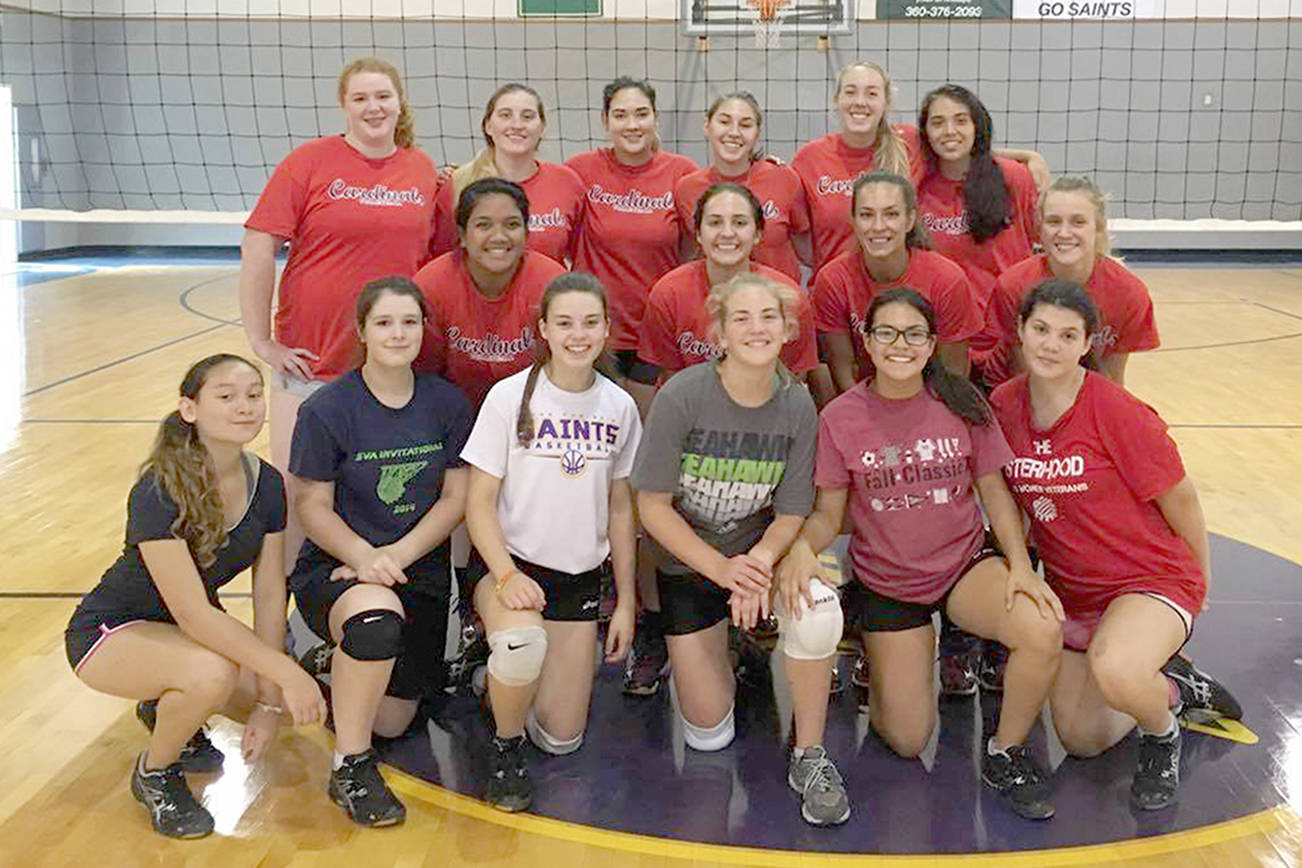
[
  {"x1": 567, "y1": 148, "x2": 699, "y2": 351},
  {"x1": 430, "y1": 161, "x2": 586, "y2": 265},
  {"x1": 816, "y1": 383, "x2": 1014, "y2": 603},
  {"x1": 637, "y1": 261, "x2": 818, "y2": 375},
  {"x1": 675, "y1": 161, "x2": 809, "y2": 282},
  {"x1": 790, "y1": 128, "x2": 925, "y2": 275},
  {"x1": 411, "y1": 250, "x2": 566, "y2": 407},
  {"x1": 982, "y1": 255, "x2": 1160, "y2": 387},
  {"x1": 989, "y1": 372, "x2": 1205, "y2": 618},
  {"x1": 245, "y1": 136, "x2": 441, "y2": 379}
]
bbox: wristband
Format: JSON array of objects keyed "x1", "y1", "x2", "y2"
[
  {"x1": 494, "y1": 570, "x2": 520, "y2": 594},
  {"x1": 255, "y1": 700, "x2": 284, "y2": 715}
]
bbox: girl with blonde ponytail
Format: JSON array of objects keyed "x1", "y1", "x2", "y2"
[
  {"x1": 430, "y1": 83, "x2": 586, "y2": 264},
  {"x1": 65, "y1": 354, "x2": 326, "y2": 840}
]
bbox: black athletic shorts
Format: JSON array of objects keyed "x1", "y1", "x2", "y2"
[
  {"x1": 462, "y1": 550, "x2": 604, "y2": 622},
  {"x1": 846, "y1": 535, "x2": 1003, "y2": 633},
  {"x1": 65, "y1": 616, "x2": 155, "y2": 673},
  {"x1": 293, "y1": 559, "x2": 450, "y2": 701},
  {"x1": 658, "y1": 568, "x2": 730, "y2": 636}
]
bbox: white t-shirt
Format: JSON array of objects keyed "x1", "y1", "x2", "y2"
[{"x1": 461, "y1": 366, "x2": 642, "y2": 574}]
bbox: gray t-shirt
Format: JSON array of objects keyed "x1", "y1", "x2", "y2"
[{"x1": 632, "y1": 363, "x2": 817, "y2": 576}]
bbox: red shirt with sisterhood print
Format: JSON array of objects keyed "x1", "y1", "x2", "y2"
[
  {"x1": 567, "y1": 148, "x2": 698, "y2": 351},
  {"x1": 675, "y1": 161, "x2": 809, "y2": 282},
  {"x1": 411, "y1": 250, "x2": 566, "y2": 407},
  {"x1": 245, "y1": 136, "x2": 441, "y2": 379},
  {"x1": 982, "y1": 255, "x2": 1160, "y2": 387},
  {"x1": 638, "y1": 261, "x2": 818, "y2": 375},
  {"x1": 815, "y1": 383, "x2": 1014, "y2": 603},
  {"x1": 790, "y1": 128, "x2": 924, "y2": 275},
  {"x1": 429, "y1": 161, "x2": 586, "y2": 265},
  {"x1": 989, "y1": 372, "x2": 1205, "y2": 621}
]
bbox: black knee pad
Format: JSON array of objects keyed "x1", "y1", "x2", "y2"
[{"x1": 340, "y1": 609, "x2": 404, "y2": 661}]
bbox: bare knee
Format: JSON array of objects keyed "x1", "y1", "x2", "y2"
[
  {"x1": 1087, "y1": 642, "x2": 1141, "y2": 703},
  {"x1": 372, "y1": 698, "x2": 418, "y2": 738},
  {"x1": 1007, "y1": 608, "x2": 1063, "y2": 659},
  {"x1": 188, "y1": 651, "x2": 240, "y2": 704},
  {"x1": 871, "y1": 701, "x2": 933, "y2": 758}
]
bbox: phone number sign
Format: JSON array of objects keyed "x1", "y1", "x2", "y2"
[{"x1": 877, "y1": 0, "x2": 1010, "y2": 17}]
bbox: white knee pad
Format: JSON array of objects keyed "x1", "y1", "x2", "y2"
[
  {"x1": 779, "y1": 578, "x2": 843, "y2": 661},
  {"x1": 525, "y1": 711, "x2": 584, "y2": 756},
  {"x1": 680, "y1": 705, "x2": 735, "y2": 752},
  {"x1": 486, "y1": 625, "x2": 548, "y2": 687}
]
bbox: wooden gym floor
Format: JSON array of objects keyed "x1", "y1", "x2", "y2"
[{"x1": 0, "y1": 253, "x2": 1299, "y2": 866}]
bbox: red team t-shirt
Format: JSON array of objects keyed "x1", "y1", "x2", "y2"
[
  {"x1": 245, "y1": 136, "x2": 440, "y2": 379},
  {"x1": 916, "y1": 156, "x2": 1039, "y2": 320},
  {"x1": 982, "y1": 255, "x2": 1160, "y2": 387},
  {"x1": 429, "y1": 161, "x2": 586, "y2": 265},
  {"x1": 812, "y1": 248, "x2": 983, "y2": 380},
  {"x1": 790, "y1": 127, "x2": 925, "y2": 275},
  {"x1": 567, "y1": 148, "x2": 699, "y2": 351},
  {"x1": 675, "y1": 161, "x2": 810, "y2": 282},
  {"x1": 411, "y1": 249, "x2": 566, "y2": 407},
  {"x1": 815, "y1": 383, "x2": 1014, "y2": 603},
  {"x1": 637, "y1": 261, "x2": 819, "y2": 375},
  {"x1": 990, "y1": 373, "x2": 1205, "y2": 646}
]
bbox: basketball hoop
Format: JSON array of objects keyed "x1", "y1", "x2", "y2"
[{"x1": 745, "y1": 0, "x2": 792, "y2": 49}]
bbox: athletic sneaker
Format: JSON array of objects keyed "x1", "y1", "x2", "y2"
[
  {"x1": 297, "y1": 641, "x2": 334, "y2": 678},
  {"x1": 135, "y1": 699, "x2": 224, "y2": 774},
  {"x1": 787, "y1": 745, "x2": 851, "y2": 826},
  {"x1": 328, "y1": 749, "x2": 406, "y2": 827},
  {"x1": 977, "y1": 642, "x2": 1008, "y2": 693},
  {"x1": 1163, "y1": 655, "x2": 1242, "y2": 721},
  {"x1": 982, "y1": 743, "x2": 1055, "y2": 820},
  {"x1": 130, "y1": 753, "x2": 214, "y2": 839},
  {"x1": 851, "y1": 653, "x2": 870, "y2": 711},
  {"x1": 486, "y1": 734, "x2": 532, "y2": 812},
  {"x1": 1131, "y1": 727, "x2": 1181, "y2": 811},
  {"x1": 938, "y1": 649, "x2": 979, "y2": 697},
  {"x1": 623, "y1": 621, "x2": 669, "y2": 696}
]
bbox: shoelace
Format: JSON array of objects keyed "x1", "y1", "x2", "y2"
[
  {"x1": 1136, "y1": 738, "x2": 1177, "y2": 780},
  {"x1": 1002, "y1": 749, "x2": 1045, "y2": 787},
  {"x1": 801, "y1": 754, "x2": 843, "y2": 795}
]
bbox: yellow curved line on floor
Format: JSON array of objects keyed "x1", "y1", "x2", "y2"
[{"x1": 387, "y1": 767, "x2": 1298, "y2": 866}]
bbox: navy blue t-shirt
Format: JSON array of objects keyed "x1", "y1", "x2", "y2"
[
  {"x1": 289, "y1": 369, "x2": 473, "y2": 589},
  {"x1": 70, "y1": 455, "x2": 287, "y2": 629}
]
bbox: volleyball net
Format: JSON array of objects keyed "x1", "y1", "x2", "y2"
[{"x1": 0, "y1": 1, "x2": 1299, "y2": 244}]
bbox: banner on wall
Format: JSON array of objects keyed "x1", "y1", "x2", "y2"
[
  {"x1": 1011, "y1": 0, "x2": 1157, "y2": 16},
  {"x1": 876, "y1": 0, "x2": 1011, "y2": 19}
]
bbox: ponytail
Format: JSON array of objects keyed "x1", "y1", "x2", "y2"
[{"x1": 140, "y1": 353, "x2": 261, "y2": 567}]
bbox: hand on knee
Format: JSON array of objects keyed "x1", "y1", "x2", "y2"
[
  {"x1": 487, "y1": 626, "x2": 548, "y2": 687},
  {"x1": 780, "y1": 579, "x2": 843, "y2": 662},
  {"x1": 526, "y1": 711, "x2": 584, "y2": 755},
  {"x1": 339, "y1": 609, "x2": 404, "y2": 661},
  {"x1": 1008, "y1": 609, "x2": 1063, "y2": 659}
]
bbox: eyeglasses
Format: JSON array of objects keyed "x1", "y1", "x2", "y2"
[{"x1": 868, "y1": 325, "x2": 933, "y2": 347}]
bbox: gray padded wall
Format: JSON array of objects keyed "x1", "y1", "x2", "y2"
[{"x1": 2, "y1": 11, "x2": 1299, "y2": 220}]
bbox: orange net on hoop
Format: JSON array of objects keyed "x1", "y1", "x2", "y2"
[{"x1": 745, "y1": 0, "x2": 792, "y2": 22}]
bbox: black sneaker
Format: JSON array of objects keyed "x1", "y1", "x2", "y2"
[
  {"x1": 977, "y1": 642, "x2": 1008, "y2": 693},
  {"x1": 298, "y1": 641, "x2": 334, "y2": 678},
  {"x1": 623, "y1": 620, "x2": 669, "y2": 696},
  {"x1": 130, "y1": 753, "x2": 214, "y2": 839},
  {"x1": 486, "y1": 734, "x2": 532, "y2": 812},
  {"x1": 328, "y1": 749, "x2": 406, "y2": 827},
  {"x1": 939, "y1": 649, "x2": 979, "y2": 697},
  {"x1": 982, "y1": 743, "x2": 1055, "y2": 820},
  {"x1": 1131, "y1": 728, "x2": 1181, "y2": 811},
  {"x1": 1163, "y1": 655, "x2": 1242, "y2": 721},
  {"x1": 135, "y1": 699, "x2": 224, "y2": 774}
]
